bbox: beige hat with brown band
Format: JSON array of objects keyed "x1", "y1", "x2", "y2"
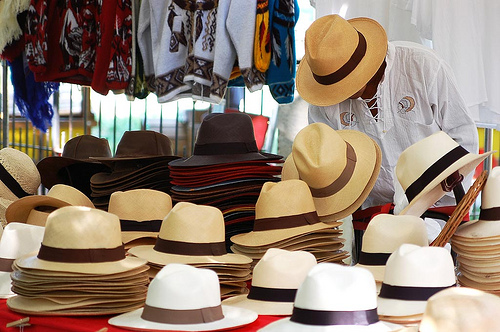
[{"x1": 0, "y1": 148, "x2": 40, "y2": 201}]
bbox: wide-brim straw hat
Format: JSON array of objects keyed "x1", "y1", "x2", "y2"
[
  {"x1": 37, "y1": 135, "x2": 112, "y2": 189},
  {"x1": 129, "y1": 202, "x2": 252, "y2": 265},
  {"x1": 0, "y1": 148, "x2": 41, "y2": 201},
  {"x1": 356, "y1": 214, "x2": 428, "y2": 282},
  {"x1": 418, "y1": 287, "x2": 500, "y2": 332},
  {"x1": 296, "y1": 14, "x2": 388, "y2": 107},
  {"x1": 5, "y1": 184, "x2": 95, "y2": 225},
  {"x1": 107, "y1": 189, "x2": 172, "y2": 244},
  {"x1": 222, "y1": 248, "x2": 317, "y2": 315},
  {"x1": 169, "y1": 113, "x2": 282, "y2": 168},
  {"x1": 281, "y1": 123, "x2": 381, "y2": 221},
  {"x1": 397, "y1": 131, "x2": 493, "y2": 217},
  {"x1": 259, "y1": 263, "x2": 402, "y2": 331},
  {"x1": 231, "y1": 179, "x2": 334, "y2": 247},
  {"x1": 377, "y1": 244, "x2": 456, "y2": 317},
  {"x1": 108, "y1": 264, "x2": 258, "y2": 331},
  {"x1": 14, "y1": 206, "x2": 147, "y2": 275}
]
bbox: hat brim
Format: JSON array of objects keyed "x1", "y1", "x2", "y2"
[
  {"x1": 259, "y1": 316, "x2": 402, "y2": 331},
  {"x1": 5, "y1": 196, "x2": 70, "y2": 224},
  {"x1": 400, "y1": 151, "x2": 493, "y2": 217},
  {"x1": 222, "y1": 294, "x2": 293, "y2": 316},
  {"x1": 296, "y1": 17, "x2": 388, "y2": 107},
  {"x1": 128, "y1": 246, "x2": 252, "y2": 266},
  {"x1": 0, "y1": 272, "x2": 14, "y2": 298},
  {"x1": 377, "y1": 296, "x2": 428, "y2": 317},
  {"x1": 122, "y1": 232, "x2": 159, "y2": 245},
  {"x1": 91, "y1": 155, "x2": 179, "y2": 167},
  {"x1": 108, "y1": 304, "x2": 258, "y2": 331},
  {"x1": 14, "y1": 252, "x2": 148, "y2": 275},
  {"x1": 282, "y1": 131, "x2": 381, "y2": 221},
  {"x1": 168, "y1": 152, "x2": 283, "y2": 168},
  {"x1": 355, "y1": 264, "x2": 385, "y2": 283}
]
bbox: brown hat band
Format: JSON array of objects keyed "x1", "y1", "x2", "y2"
[
  {"x1": 141, "y1": 303, "x2": 224, "y2": 324},
  {"x1": 253, "y1": 211, "x2": 320, "y2": 231},
  {"x1": 312, "y1": 31, "x2": 367, "y2": 86},
  {"x1": 247, "y1": 285, "x2": 297, "y2": 302},
  {"x1": 120, "y1": 219, "x2": 162, "y2": 232},
  {"x1": 291, "y1": 307, "x2": 379, "y2": 326},
  {"x1": 154, "y1": 238, "x2": 227, "y2": 256},
  {"x1": 37, "y1": 243, "x2": 126, "y2": 263},
  {"x1": 479, "y1": 206, "x2": 500, "y2": 221},
  {"x1": 193, "y1": 141, "x2": 258, "y2": 156},
  {"x1": 405, "y1": 146, "x2": 468, "y2": 203},
  {"x1": 379, "y1": 283, "x2": 455, "y2": 301},
  {"x1": 0, "y1": 258, "x2": 14, "y2": 272},
  {"x1": 0, "y1": 163, "x2": 31, "y2": 198},
  {"x1": 307, "y1": 142, "x2": 356, "y2": 198},
  {"x1": 357, "y1": 251, "x2": 391, "y2": 266}
]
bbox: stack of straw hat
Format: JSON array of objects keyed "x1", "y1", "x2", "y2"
[
  {"x1": 231, "y1": 179, "x2": 349, "y2": 267},
  {"x1": 377, "y1": 244, "x2": 456, "y2": 326},
  {"x1": 89, "y1": 130, "x2": 179, "y2": 210},
  {"x1": 107, "y1": 189, "x2": 172, "y2": 250},
  {"x1": 7, "y1": 206, "x2": 150, "y2": 315},
  {"x1": 168, "y1": 112, "x2": 283, "y2": 247},
  {"x1": 5, "y1": 184, "x2": 95, "y2": 226},
  {"x1": 36, "y1": 135, "x2": 112, "y2": 199},
  {"x1": 451, "y1": 166, "x2": 500, "y2": 293},
  {"x1": 128, "y1": 202, "x2": 253, "y2": 299}
]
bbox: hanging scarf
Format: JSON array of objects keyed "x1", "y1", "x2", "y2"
[{"x1": 8, "y1": 54, "x2": 59, "y2": 132}]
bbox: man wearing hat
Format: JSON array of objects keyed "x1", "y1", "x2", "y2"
[{"x1": 297, "y1": 15, "x2": 479, "y2": 222}]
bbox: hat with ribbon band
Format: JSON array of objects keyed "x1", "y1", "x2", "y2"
[{"x1": 0, "y1": 148, "x2": 40, "y2": 202}]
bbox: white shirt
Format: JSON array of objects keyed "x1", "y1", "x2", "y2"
[{"x1": 308, "y1": 41, "x2": 479, "y2": 210}]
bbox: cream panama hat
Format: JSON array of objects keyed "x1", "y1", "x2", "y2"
[
  {"x1": 377, "y1": 244, "x2": 456, "y2": 317},
  {"x1": 356, "y1": 214, "x2": 428, "y2": 282},
  {"x1": 296, "y1": 14, "x2": 388, "y2": 106},
  {"x1": 108, "y1": 263, "x2": 258, "y2": 331},
  {"x1": 281, "y1": 123, "x2": 381, "y2": 222},
  {"x1": 128, "y1": 202, "x2": 252, "y2": 265},
  {"x1": 259, "y1": 263, "x2": 402, "y2": 331},
  {"x1": 397, "y1": 131, "x2": 492, "y2": 217},
  {"x1": 0, "y1": 148, "x2": 40, "y2": 201},
  {"x1": 222, "y1": 248, "x2": 317, "y2": 315}
]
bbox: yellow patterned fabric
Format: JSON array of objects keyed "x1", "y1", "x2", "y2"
[{"x1": 254, "y1": 0, "x2": 271, "y2": 72}]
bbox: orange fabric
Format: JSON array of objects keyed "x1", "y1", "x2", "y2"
[{"x1": 254, "y1": 0, "x2": 271, "y2": 72}]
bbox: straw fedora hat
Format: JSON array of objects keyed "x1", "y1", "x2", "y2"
[
  {"x1": 296, "y1": 14, "x2": 388, "y2": 107},
  {"x1": 14, "y1": 206, "x2": 147, "y2": 274},
  {"x1": 108, "y1": 263, "x2": 258, "y2": 331},
  {"x1": 356, "y1": 214, "x2": 428, "y2": 282},
  {"x1": 107, "y1": 189, "x2": 172, "y2": 244},
  {"x1": 259, "y1": 263, "x2": 402, "y2": 331},
  {"x1": 93, "y1": 130, "x2": 179, "y2": 165},
  {"x1": 230, "y1": 179, "x2": 334, "y2": 247},
  {"x1": 419, "y1": 287, "x2": 500, "y2": 332},
  {"x1": 169, "y1": 113, "x2": 282, "y2": 167},
  {"x1": 5, "y1": 184, "x2": 95, "y2": 226},
  {"x1": 281, "y1": 123, "x2": 381, "y2": 221},
  {"x1": 0, "y1": 222, "x2": 45, "y2": 298},
  {"x1": 377, "y1": 244, "x2": 456, "y2": 317},
  {"x1": 37, "y1": 135, "x2": 112, "y2": 189},
  {"x1": 128, "y1": 202, "x2": 252, "y2": 265},
  {"x1": 0, "y1": 197, "x2": 13, "y2": 226},
  {"x1": 0, "y1": 148, "x2": 40, "y2": 201},
  {"x1": 222, "y1": 248, "x2": 317, "y2": 315},
  {"x1": 397, "y1": 131, "x2": 492, "y2": 217}
]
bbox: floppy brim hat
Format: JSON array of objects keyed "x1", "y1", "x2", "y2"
[
  {"x1": 282, "y1": 127, "x2": 381, "y2": 221},
  {"x1": 296, "y1": 15, "x2": 388, "y2": 107},
  {"x1": 37, "y1": 159, "x2": 111, "y2": 190}
]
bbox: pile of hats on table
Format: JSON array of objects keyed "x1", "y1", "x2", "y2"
[
  {"x1": 168, "y1": 112, "x2": 283, "y2": 247},
  {"x1": 452, "y1": 166, "x2": 500, "y2": 294}
]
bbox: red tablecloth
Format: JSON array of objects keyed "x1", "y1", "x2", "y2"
[{"x1": 0, "y1": 300, "x2": 282, "y2": 332}]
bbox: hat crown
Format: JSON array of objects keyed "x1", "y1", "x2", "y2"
[
  {"x1": 305, "y1": 14, "x2": 361, "y2": 76},
  {"x1": 159, "y1": 202, "x2": 225, "y2": 244},
  {"x1": 361, "y1": 214, "x2": 428, "y2": 253},
  {"x1": 295, "y1": 263, "x2": 378, "y2": 311},
  {"x1": 255, "y1": 180, "x2": 316, "y2": 220},
  {"x1": 292, "y1": 123, "x2": 347, "y2": 189},
  {"x1": 42, "y1": 206, "x2": 123, "y2": 249},
  {"x1": 252, "y1": 248, "x2": 317, "y2": 288},
  {"x1": 62, "y1": 135, "x2": 112, "y2": 160},
  {"x1": 108, "y1": 189, "x2": 172, "y2": 221},
  {"x1": 0, "y1": 223, "x2": 44, "y2": 259},
  {"x1": 0, "y1": 148, "x2": 40, "y2": 197},
  {"x1": 195, "y1": 113, "x2": 258, "y2": 146},
  {"x1": 384, "y1": 244, "x2": 456, "y2": 287},
  {"x1": 146, "y1": 264, "x2": 221, "y2": 309},
  {"x1": 47, "y1": 184, "x2": 95, "y2": 208},
  {"x1": 115, "y1": 130, "x2": 173, "y2": 158},
  {"x1": 480, "y1": 166, "x2": 500, "y2": 209}
]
